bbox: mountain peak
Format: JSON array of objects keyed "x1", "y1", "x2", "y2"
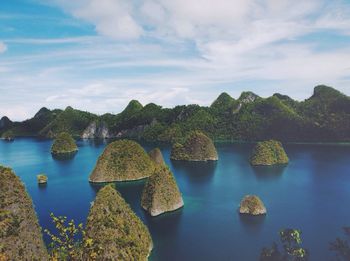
[
  {"x1": 120, "y1": 100, "x2": 143, "y2": 117},
  {"x1": 239, "y1": 91, "x2": 259, "y2": 103},
  {"x1": 312, "y1": 85, "x2": 345, "y2": 99},
  {"x1": 34, "y1": 107, "x2": 50, "y2": 118}
]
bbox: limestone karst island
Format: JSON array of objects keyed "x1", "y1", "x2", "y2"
[{"x1": 1, "y1": 0, "x2": 350, "y2": 260}]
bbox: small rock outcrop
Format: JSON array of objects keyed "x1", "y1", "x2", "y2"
[
  {"x1": 170, "y1": 131, "x2": 218, "y2": 161},
  {"x1": 51, "y1": 132, "x2": 78, "y2": 156},
  {"x1": 141, "y1": 166, "x2": 184, "y2": 216},
  {"x1": 148, "y1": 148, "x2": 165, "y2": 165},
  {"x1": 89, "y1": 140, "x2": 155, "y2": 182},
  {"x1": 37, "y1": 174, "x2": 47, "y2": 184},
  {"x1": 81, "y1": 121, "x2": 110, "y2": 139},
  {"x1": 85, "y1": 185, "x2": 153, "y2": 260},
  {"x1": 1, "y1": 130, "x2": 14, "y2": 141},
  {"x1": 0, "y1": 166, "x2": 48, "y2": 260},
  {"x1": 239, "y1": 195, "x2": 266, "y2": 215},
  {"x1": 250, "y1": 140, "x2": 289, "y2": 166}
]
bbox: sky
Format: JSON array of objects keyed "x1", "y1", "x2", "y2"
[{"x1": 1, "y1": 0, "x2": 350, "y2": 120}]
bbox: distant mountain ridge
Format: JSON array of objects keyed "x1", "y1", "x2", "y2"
[{"x1": 1, "y1": 85, "x2": 350, "y2": 142}]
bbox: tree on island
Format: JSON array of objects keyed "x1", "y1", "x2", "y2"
[
  {"x1": 44, "y1": 213, "x2": 100, "y2": 261},
  {"x1": 260, "y1": 228, "x2": 308, "y2": 261}
]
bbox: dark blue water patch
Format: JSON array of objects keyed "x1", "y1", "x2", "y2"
[{"x1": 0, "y1": 138, "x2": 350, "y2": 260}]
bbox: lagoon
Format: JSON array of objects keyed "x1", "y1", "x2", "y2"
[{"x1": 0, "y1": 138, "x2": 349, "y2": 260}]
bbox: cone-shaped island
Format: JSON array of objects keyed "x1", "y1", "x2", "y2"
[
  {"x1": 89, "y1": 140, "x2": 155, "y2": 182},
  {"x1": 250, "y1": 140, "x2": 289, "y2": 166},
  {"x1": 0, "y1": 166, "x2": 48, "y2": 260},
  {"x1": 85, "y1": 185, "x2": 153, "y2": 260},
  {"x1": 170, "y1": 131, "x2": 218, "y2": 161},
  {"x1": 141, "y1": 165, "x2": 184, "y2": 216},
  {"x1": 239, "y1": 195, "x2": 266, "y2": 215},
  {"x1": 51, "y1": 132, "x2": 78, "y2": 156},
  {"x1": 148, "y1": 148, "x2": 165, "y2": 165}
]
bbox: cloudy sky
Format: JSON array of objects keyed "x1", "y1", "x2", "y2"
[{"x1": 1, "y1": 0, "x2": 350, "y2": 120}]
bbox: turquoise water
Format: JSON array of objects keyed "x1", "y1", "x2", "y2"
[{"x1": 0, "y1": 138, "x2": 350, "y2": 260}]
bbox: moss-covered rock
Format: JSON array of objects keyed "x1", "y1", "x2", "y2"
[
  {"x1": 250, "y1": 140, "x2": 289, "y2": 166},
  {"x1": 0, "y1": 166, "x2": 48, "y2": 260},
  {"x1": 51, "y1": 132, "x2": 78, "y2": 155},
  {"x1": 239, "y1": 195, "x2": 266, "y2": 215},
  {"x1": 170, "y1": 131, "x2": 218, "y2": 161},
  {"x1": 85, "y1": 185, "x2": 153, "y2": 260},
  {"x1": 37, "y1": 174, "x2": 47, "y2": 184},
  {"x1": 141, "y1": 165, "x2": 183, "y2": 216},
  {"x1": 148, "y1": 148, "x2": 165, "y2": 166},
  {"x1": 89, "y1": 140, "x2": 155, "y2": 182}
]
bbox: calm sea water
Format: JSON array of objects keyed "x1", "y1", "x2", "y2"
[{"x1": 0, "y1": 138, "x2": 349, "y2": 260}]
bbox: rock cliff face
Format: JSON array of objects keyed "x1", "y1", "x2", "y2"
[
  {"x1": 51, "y1": 132, "x2": 78, "y2": 155},
  {"x1": 239, "y1": 195, "x2": 266, "y2": 215},
  {"x1": 81, "y1": 121, "x2": 110, "y2": 139},
  {"x1": 0, "y1": 166, "x2": 48, "y2": 260},
  {"x1": 89, "y1": 140, "x2": 155, "y2": 182},
  {"x1": 85, "y1": 185, "x2": 153, "y2": 260},
  {"x1": 250, "y1": 140, "x2": 289, "y2": 166},
  {"x1": 148, "y1": 148, "x2": 165, "y2": 166},
  {"x1": 170, "y1": 131, "x2": 218, "y2": 161},
  {"x1": 141, "y1": 166, "x2": 184, "y2": 216}
]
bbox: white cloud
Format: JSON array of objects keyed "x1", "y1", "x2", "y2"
[
  {"x1": 0, "y1": 42, "x2": 7, "y2": 53},
  {"x1": 54, "y1": 0, "x2": 143, "y2": 39},
  {"x1": 2, "y1": 0, "x2": 350, "y2": 120}
]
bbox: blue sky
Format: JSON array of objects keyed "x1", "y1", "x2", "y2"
[{"x1": 1, "y1": 0, "x2": 350, "y2": 120}]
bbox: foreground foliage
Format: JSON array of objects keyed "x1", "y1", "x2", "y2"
[
  {"x1": 45, "y1": 213, "x2": 100, "y2": 261},
  {"x1": 260, "y1": 229, "x2": 308, "y2": 261},
  {"x1": 330, "y1": 227, "x2": 350, "y2": 260}
]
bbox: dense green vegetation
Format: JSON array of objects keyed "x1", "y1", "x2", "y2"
[
  {"x1": 239, "y1": 195, "x2": 266, "y2": 215},
  {"x1": 250, "y1": 140, "x2": 289, "y2": 166},
  {"x1": 170, "y1": 131, "x2": 218, "y2": 161},
  {"x1": 45, "y1": 213, "x2": 100, "y2": 261},
  {"x1": 0, "y1": 166, "x2": 48, "y2": 260},
  {"x1": 85, "y1": 185, "x2": 153, "y2": 260},
  {"x1": 89, "y1": 140, "x2": 155, "y2": 182},
  {"x1": 51, "y1": 132, "x2": 78, "y2": 155},
  {"x1": 141, "y1": 165, "x2": 184, "y2": 216},
  {"x1": 1, "y1": 85, "x2": 349, "y2": 142},
  {"x1": 261, "y1": 228, "x2": 308, "y2": 261}
]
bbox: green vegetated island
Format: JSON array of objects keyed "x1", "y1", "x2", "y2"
[
  {"x1": 89, "y1": 140, "x2": 155, "y2": 182},
  {"x1": 0, "y1": 166, "x2": 48, "y2": 260},
  {"x1": 239, "y1": 195, "x2": 267, "y2": 216},
  {"x1": 250, "y1": 140, "x2": 289, "y2": 166},
  {"x1": 51, "y1": 132, "x2": 78, "y2": 156},
  {"x1": 1, "y1": 85, "x2": 350, "y2": 143},
  {"x1": 170, "y1": 131, "x2": 218, "y2": 161},
  {"x1": 85, "y1": 185, "x2": 153, "y2": 260}
]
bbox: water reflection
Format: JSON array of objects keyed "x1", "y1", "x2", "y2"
[
  {"x1": 239, "y1": 213, "x2": 266, "y2": 233},
  {"x1": 51, "y1": 151, "x2": 77, "y2": 161},
  {"x1": 145, "y1": 208, "x2": 183, "y2": 235},
  {"x1": 251, "y1": 165, "x2": 286, "y2": 181},
  {"x1": 171, "y1": 161, "x2": 217, "y2": 183}
]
